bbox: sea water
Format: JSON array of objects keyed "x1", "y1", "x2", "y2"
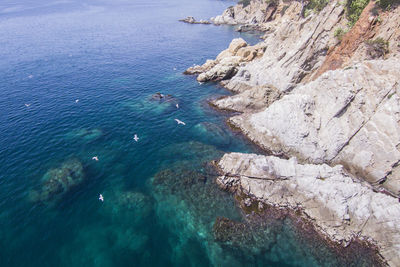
[{"x1": 0, "y1": 0, "x2": 378, "y2": 266}]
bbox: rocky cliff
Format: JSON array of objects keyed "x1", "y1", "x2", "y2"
[{"x1": 186, "y1": 0, "x2": 400, "y2": 265}]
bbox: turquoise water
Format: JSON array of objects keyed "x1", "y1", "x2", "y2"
[{"x1": 0, "y1": 0, "x2": 379, "y2": 266}]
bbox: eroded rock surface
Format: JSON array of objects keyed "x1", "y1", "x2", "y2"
[
  {"x1": 184, "y1": 38, "x2": 266, "y2": 82},
  {"x1": 187, "y1": 0, "x2": 400, "y2": 265},
  {"x1": 228, "y1": 59, "x2": 400, "y2": 196},
  {"x1": 217, "y1": 152, "x2": 400, "y2": 266}
]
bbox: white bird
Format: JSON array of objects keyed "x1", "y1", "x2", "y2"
[
  {"x1": 176, "y1": 103, "x2": 179, "y2": 109},
  {"x1": 175, "y1": 119, "x2": 186, "y2": 125},
  {"x1": 92, "y1": 156, "x2": 99, "y2": 161},
  {"x1": 99, "y1": 194, "x2": 104, "y2": 202},
  {"x1": 75, "y1": 99, "x2": 79, "y2": 103},
  {"x1": 28, "y1": 75, "x2": 33, "y2": 79},
  {"x1": 173, "y1": 67, "x2": 177, "y2": 70},
  {"x1": 25, "y1": 103, "x2": 31, "y2": 107},
  {"x1": 133, "y1": 134, "x2": 139, "y2": 142}
]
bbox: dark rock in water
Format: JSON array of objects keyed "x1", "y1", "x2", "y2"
[
  {"x1": 213, "y1": 217, "x2": 247, "y2": 243},
  {"x1": 150, "y1": 92, "x2": 179, "y2": 106},
  {"x1": 179, "y1": 16, "x2": 211, "y2": 24},
  {"x1": 151, "y1": 161, "x2": 240, "y2": 225},
  {"x1": 29, "y1": 158, "x2": 85, "y2": 203},
  {"x1": 151, "y1": 92, "x2": 165, "y2": 100}
]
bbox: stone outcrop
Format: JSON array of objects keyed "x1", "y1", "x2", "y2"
[
  {"x1": 211, "y1": 85, "x2": 281, "y2": 112},
  {"x1": 184, "y1": 38, "x2": 265, "y2": 82},
  {"x1": 216, "y1": 152, "x2": 400, "y2": 266},
  {"x1": 179, "y1": 16, "x2": 211, "y2": 24},
  {"x1": 228, "y1": 58, "x2": 400, "y2": 196},
  {"x1": 211, "y1": 0, "x2": 278, "y2": 30},
  {"x1": 223, "y1": 1, "x2": 345, "y2": 93},
  {"x1": 187, "y1": 0, "x2": 400, "y2": 265}
]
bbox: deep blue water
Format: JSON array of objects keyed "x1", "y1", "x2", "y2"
[{"x1": 0, "y1": 0, "x2": 379, "y2": 266}]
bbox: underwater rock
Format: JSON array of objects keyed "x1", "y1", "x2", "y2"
[
  {"x1": 29, "y1": 158, "x2": 85, "y2": 203},
  {"x1": 64, "y1": 128, "x2": 102, "y2": 142},
  {"x1": 101, "y1": 189, "x2": 154, "y2": 227},
  {"x1": 117, "y1": 191, "x2": 153, "y2": 218},
  {"x1": 150, "y1": 92, "x2": 178, "y2": 104},
  {"x1": 192, "y1": 122, "x2": 231, "y2": 146},
  {"x1": 157, "y1": 141, "x2": 224, "y2": 166}
]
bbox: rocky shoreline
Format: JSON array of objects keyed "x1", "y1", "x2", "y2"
[{"x1": 185, "y1": 0, "x2": 400, "y2": 265}]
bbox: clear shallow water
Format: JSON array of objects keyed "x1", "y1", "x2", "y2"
[{"x1": 0, "y1": 0, "x2": 378, "y2": 266}]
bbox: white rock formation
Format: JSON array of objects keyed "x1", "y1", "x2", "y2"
[
  {"x1": 185, "y1": 38, "x2": 266, "y2": 82},
  {"x1": 217, "y1": 152, "x2": 400, "y2": 266},
  {"x1": 228, "y1": 58, "x2": 400, "y2": 196}
]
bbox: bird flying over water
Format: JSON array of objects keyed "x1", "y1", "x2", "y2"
[
  {"x1": 25, "y1": 104, "x2": 31, "y2": 107},
  {"x1": 92, "y1": 156, "x2": 99, "y2": 161},
  {"x1": 75, "y1": 99, "x2": 79, "y2": 103},
  {"x1": 175, "y1": 119, "x2": 185, "y2": 125},
  {"x1": 133, "y1": 134, "x2": 139, "y2": 142},
  {"x1": 99, "y1": 194, "x2": 104, "y2": 202},
  {"x1": 176, "y1": 103, "x2": 179, "y2": 109}
]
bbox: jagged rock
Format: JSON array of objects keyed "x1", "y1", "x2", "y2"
[
  {"x1": 29, "y1": 158, "x2": 85, "y2": 203},
  {"x1": 211, "y1": 85, "x2": 281, "y2": 112},
  {"x1": 211, "y1": 0, "x2": 276, "y2": 26},
  {"x1": 191, "y1": 1, "x2": 400, "y2": 265},
  {"x1": 184, "y1": 38, "x2": 265, "y2": 82},
  {"x1": 227, "y1": 59, "x2": 400, "y2": 196},
  {"x1": 223, "y1": 1, "x2": 345, "y2": 92},
  {"x1": 197, "y1": 56, "x2": 241, "y2": 82},
  {"x1": 179, "y1": 16, "x2": 211, "y2": 24},
  {"x1": 217, "y1": 152, "x2": 400, "y2": 266}
]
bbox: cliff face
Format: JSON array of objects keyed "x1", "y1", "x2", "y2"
[{"x1": 186, "y1": 0, "x2": 400, "y2": 265}]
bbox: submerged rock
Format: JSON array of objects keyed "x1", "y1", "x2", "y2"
[
  {"x1": 102, "y1": 189, "x2": 154, "y2": 226},
  {"x1": 192, "y1": 122, "x2": 231, "y2": 146},
  {"x1": 64, "y1": 128, "x2": 103, "y2": 142},
  {"x1": 157, "y1": 141, "x2": 224, "y2": 166},
  {"x1": 29, "y1": 158, "x2": 85, "y2": 203},
  {"x1": 149, "y1": 92, "x2": 179, "y2": 107},
  {"x1": 117, "y1": 191, "x2": 153, "y2": 218},
  {"x1": 123, "y1": 93, "x2": 179, "y2": 116}
]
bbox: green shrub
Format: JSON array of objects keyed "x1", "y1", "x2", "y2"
[
  {"x1": 334, "y1": 27, "x2": 347, "y2": 41},
  {"x1": 303, "y1": 0, "x2": 330, "y2": 16},
  {"x1": 346, "y1": 0, "x2": 370, "y2": 26},
  {"x1": 376, "y1": 0, "x2": 400, "y2": 9},
  {"x1": 365, "y1": 37, "x2": 389, "y2": 58},
  {"x1": 238, "y1": 0, "x2": 251, "y2": 8}
]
